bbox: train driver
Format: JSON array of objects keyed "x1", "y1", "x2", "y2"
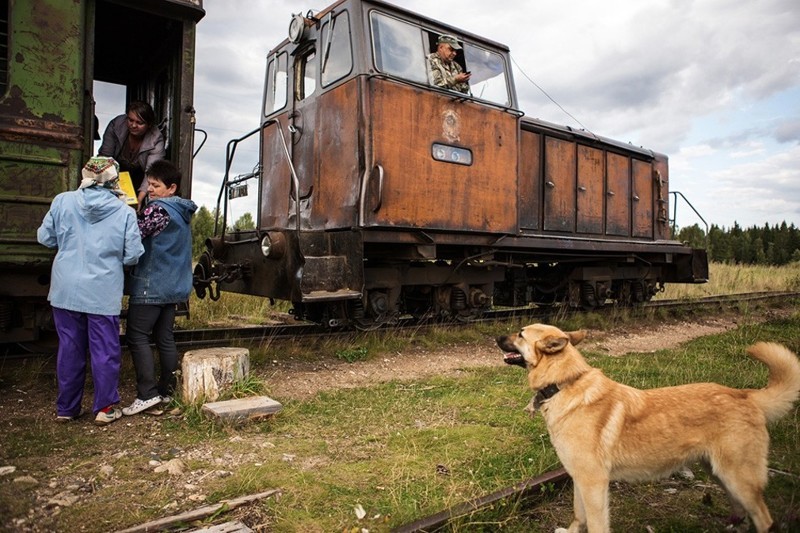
[{"x1": 427, "y1": 34, "x2": 471, "y2": 94}]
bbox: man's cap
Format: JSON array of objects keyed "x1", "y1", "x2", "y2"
[{"x1": 437, "y1": 34, "x2": 462, "y2": 50}]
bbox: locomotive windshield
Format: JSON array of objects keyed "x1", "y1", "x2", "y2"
[{"x1": 369, "y1": 11, "x2": 511, "y2": 106}]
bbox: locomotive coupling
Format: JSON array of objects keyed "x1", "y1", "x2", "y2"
[{"x1": 192, "y1": 251, "x2": 251, "y2": 301}]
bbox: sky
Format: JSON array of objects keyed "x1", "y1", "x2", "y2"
[{"x1": 101, "y1": 0, "x2": 800, "y2": 231}]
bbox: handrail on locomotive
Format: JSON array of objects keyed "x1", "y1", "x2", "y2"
[{"x1": 195, "y1": 118, "x2": 304, "y2": 302}]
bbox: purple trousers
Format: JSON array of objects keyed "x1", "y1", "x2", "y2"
[{"x1": 52, "y1": 307, "x2": 121, "y2": 416}]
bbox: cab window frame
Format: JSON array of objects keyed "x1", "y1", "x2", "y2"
[
  {"x1": 294, "y1": 48, "x2": 317, "y2": 101},
  {"x1": 320, "y1": 10, "x2": 353, "y2": 88},
  {"x1": 368, "y1": 9, "x2": 512, "y2": 107},
  {"x1": 263, "y1": 51, "x2": 289, "y2": 117}
]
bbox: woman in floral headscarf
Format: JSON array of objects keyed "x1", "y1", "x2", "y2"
[{"x1": 37, "y1": 156, "x2": 145, "y2": 426}]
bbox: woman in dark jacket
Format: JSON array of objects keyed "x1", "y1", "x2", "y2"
[{"x1": 98, "y1": 100, "x2": 166, "y2": 206}]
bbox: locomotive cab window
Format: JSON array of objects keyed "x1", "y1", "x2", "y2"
[
  {"x1": 264, "y1": 52, "x2": 288, "y2": 116},
  {"x1": 461, "y1": 44, "x2": 509, "y2": 106},
  {"x1": 369, "y1": 10, "x2": 511, "y2": 107},
  {"x1": 320, "y1": 11, "x2": 353, "y2": 87},
  {"x1": 295, "y1": 49, "x2": 317, "y2": 101},
  {"x1": 370, "y1": 12, "x2": 428, "y2": 84}
]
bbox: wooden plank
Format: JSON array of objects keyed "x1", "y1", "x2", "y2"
[
  {"x1": 115, "y1": 490, "x2": 280, "y2": 533},
  {"x1": 202, "y1": 396, "x2": 283, "y2": 422},
  {"x1": 188, "y1": 520, "x2": 252, "y2": 533}
]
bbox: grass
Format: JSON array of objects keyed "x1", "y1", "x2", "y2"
[
  {"x1": 1, "y1": 309, "x2": 799, "y2": 532},
  {"x1": 658, "y1": 261, "x2": 800, "y2": 300},
  {"x1": 182, "y1": 291, "x2": 292, "y2": 329}
]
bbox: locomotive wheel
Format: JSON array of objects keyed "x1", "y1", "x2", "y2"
[
  {"x1": 579, "y1": 282, "x2": 606, "y2": 311},
  {"x1": 193, "y1": 253, "x2": 213, "y2": 299}
]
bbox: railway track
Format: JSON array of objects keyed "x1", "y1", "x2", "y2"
[
  {"x1": 4, "y1": 291, "x2": 796, "y2": 358},
  {"x1": 171, "y1": 290, "x2": 800, "y2": 349},
  {"x1": 393, "y1": 468, "x2": 570, "y2": 533}
]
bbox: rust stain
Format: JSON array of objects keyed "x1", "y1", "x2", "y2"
[{"x1": 441, "y1": 108, "x2": 460, "y2": 143}]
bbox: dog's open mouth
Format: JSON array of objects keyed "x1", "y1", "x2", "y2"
[{"x1": 503, "y1": 352, "x2": 526, "y2": 367}]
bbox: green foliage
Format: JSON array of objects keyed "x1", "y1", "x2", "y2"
[
  {"x1": 221, "y1": 373, "x2": 267, "y2": 399},
  {"x1": 677, "y1": 220, "x2": 800, "y2": 266},
  {"x1": 190, "y1": 205, "x2": 220, "y2": 260},
  {"x1": 232, "y1": 212, "x2": 255, "y2": 231},
  {"x1": 335, "y1": 346, "x2": 369, "y2": 363}
]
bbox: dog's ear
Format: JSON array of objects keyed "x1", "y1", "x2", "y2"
[
  {"x1": 568, "y1": 330, "x2": 587, "y2": 345},
  {"x1": 536, "y1": 335, "x2": 569, "y2": 355}
]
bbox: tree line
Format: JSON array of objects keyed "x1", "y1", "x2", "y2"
[
  {"x1": 190, "y1": 206, "x2": 254, "y2": 259},
  {"x1": 191, "y1": 206, "x2": 800, "y2": 266},
  {"x1": 676, "y1": 222, "x2": 800, "y2": 265}
]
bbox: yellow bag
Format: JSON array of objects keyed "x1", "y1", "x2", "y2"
[{"x1": 118, "y1": 171, "x2": 138, "y2": 206}]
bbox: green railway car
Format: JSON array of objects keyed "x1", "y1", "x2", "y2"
[{"x1": 0, "y1": 0, "x2": 204, "y2": 344}]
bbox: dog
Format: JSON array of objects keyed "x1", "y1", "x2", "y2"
[{"x1": 496, "y1": 323, "x2": 800, "y2": 533}]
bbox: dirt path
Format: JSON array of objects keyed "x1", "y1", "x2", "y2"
[{"x1": 262, "y1": 312, "x2": 781, "y2": 401}]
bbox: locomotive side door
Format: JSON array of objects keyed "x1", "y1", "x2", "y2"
[{"x1": 288, "y1": 44, "x2": 318, "y2": 230}]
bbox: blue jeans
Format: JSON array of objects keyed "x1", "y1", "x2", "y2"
[
  {"x1": 125, "y1": 303, "x2": 178, "y2": 400},
  {"x1": 52, "y1": 307, "x2": 121, "y2": 416}
]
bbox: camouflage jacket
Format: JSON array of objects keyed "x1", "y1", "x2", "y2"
[{"x1": 427, "y1": 53, "x2": 470, "y2": 94}]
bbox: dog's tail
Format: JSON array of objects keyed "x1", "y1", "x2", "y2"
[{"x1": 748, "y1": 342, "x2": 800, "y2": 423}]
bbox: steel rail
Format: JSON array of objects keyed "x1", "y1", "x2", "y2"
[
  {"x1": 6, "y1": 291, "x2": 798, "y2": 357},
  {"x1": 393, "y1": 468, "x2": 570, "y2": 533},
  {"x1": 168, "y1": 290, "x2": 800, "y2": 348}
]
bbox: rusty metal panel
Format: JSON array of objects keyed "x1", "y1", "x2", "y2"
[
  {"x1": 259, "y1": 114, "x2": 293, "y2": 230},
  {"x1": 519, "y1": 130, "x2": 540, "y2": 230},
  {"x1": 4, "y1": 1, "x2": 84, "y2": 126},
  {"x1": 632, "y1": 159, "x2": 654, "y2": 238},
  {"x1": 543, "y1": 136, "x2": 576, "y2": 233},
  {"x1": 290, "y1": 90, "x2": 317, "y2": 231},
  {"x1": 606, "y1": 152, "x2": 630, "y2": 236},
  {"x1": 654, "y1": 155, "x2": 670, "y2": 240},
  {"x1": 576, "y1": 145, "x2": 604, "y2": 234},
  {"x1": 366, "y1": 79, "x2": 518, "y2": 233},
  {"x1": 311, "y1": 81, "x2": 361, "y2": 229}
]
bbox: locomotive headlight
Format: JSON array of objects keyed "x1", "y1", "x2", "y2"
[
  {"x1": 431, "y1": 143, "x2": 472, "y2": 166},
  {"x1": 260, "y1": 232, "x2": 286, "y2": 259},
  {"x1": 288, "y1": 13, "x2": 307, "y2": 43},
  {"x1": 260, "y1": 234, "x2": 273, "y2": 257}
]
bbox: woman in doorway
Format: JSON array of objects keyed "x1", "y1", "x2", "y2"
[{"x1": 98, "y1": 100, "x2": 166, "y2": 207}]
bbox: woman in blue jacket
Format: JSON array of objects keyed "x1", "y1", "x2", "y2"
[
  {"x1": 123, "y1": 160, "x2": 197, "y2": 415},
  {"x1": 38, "y1": 157, "x2": 144, "y2": 425}
]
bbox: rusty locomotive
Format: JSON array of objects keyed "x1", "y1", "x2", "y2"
[
  {"x1": 0, "y1": 0, "x2": 204, "y2": 344},
  {"x1": 194, "y1": 0, "x2": 709, "y2": 328}
]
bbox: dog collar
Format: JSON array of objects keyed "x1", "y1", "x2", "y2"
[{"x1": 537, "y1": 384, "x2": 560, "y2": 400}]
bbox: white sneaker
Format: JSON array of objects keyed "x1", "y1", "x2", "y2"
[
  {"x1": 94, "y1": 407, "x2": 122, "y2": 426},
  {"x1": 122, "y1": 396, "x2": 162, "y2": 416}
]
